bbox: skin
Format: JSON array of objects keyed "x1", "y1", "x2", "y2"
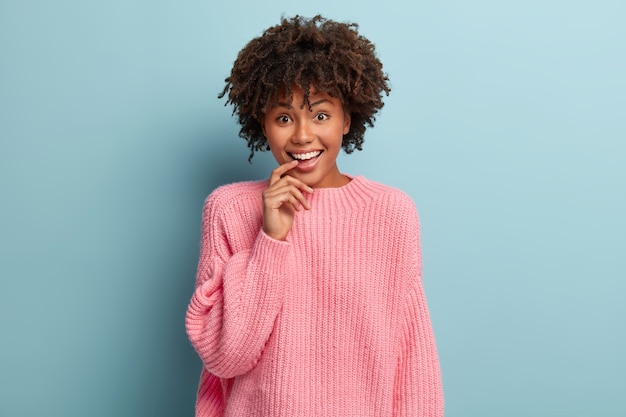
[{"x1": 261, "y1": 86, "x2": 351, "y2": 241}]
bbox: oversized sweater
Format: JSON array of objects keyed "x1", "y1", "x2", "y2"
[{"x1": 185, "y1": 175, "x2": 443, "y2": 417}]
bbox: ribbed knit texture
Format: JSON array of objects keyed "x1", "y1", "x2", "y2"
[{"x1": 186, "y1": 175, "x2": 444, "y2": 417}]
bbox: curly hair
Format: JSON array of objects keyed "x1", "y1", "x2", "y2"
[{"x1": 219, "y1": 15, "x2": 391, "y2": 161}]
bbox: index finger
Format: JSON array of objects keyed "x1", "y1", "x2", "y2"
[{"x1": 269, "y1": 160, "x2": 299, "y2": 185}]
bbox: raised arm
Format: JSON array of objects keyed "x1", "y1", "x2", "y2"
[{"x1": 185, "y1": 191, "x2": 290, "y2": 379}]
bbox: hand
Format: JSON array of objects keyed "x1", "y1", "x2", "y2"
[{"x1": 262, "y1": 160, "x2": 313, "y2": 241}]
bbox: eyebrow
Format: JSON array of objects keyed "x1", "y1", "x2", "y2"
[{"x1": 276, "y1": 98, "x2": 330, "y2": 109}]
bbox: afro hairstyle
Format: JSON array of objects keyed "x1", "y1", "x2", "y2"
[{"x1": 219, "y1": 15, "x2": 391, "y2": 161}]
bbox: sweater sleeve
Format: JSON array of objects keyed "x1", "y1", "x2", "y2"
[
  {"x1": 185, "y1": 191, "x2": 290, "y2": 379},
  {"x1": 393, "y1": 201, "x2": 444, "y2": 417},
  {"x1": 393, "y1": 275, "x2": 444, "y2": 416}
]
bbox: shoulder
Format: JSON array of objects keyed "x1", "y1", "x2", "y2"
[
  {"x1": 355, "y1": 177, "x2": 422, "y2": 269},
  {"x1": 207, "y1": 179, "x2": 267, "y2": 202},
  {"x1": 203, "y1": 180, "x2": 267, "y2": 217},
  {"x1": 357, "y1": 176, "x2": 418, "y2": 216}
]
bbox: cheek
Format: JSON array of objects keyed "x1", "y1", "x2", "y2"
[
  {"x1": 264, "y1": 132, "x2": 286, "y2": 159},
  {"x1": 263, "y1": 126, "x2": 277, "y2": 146}
]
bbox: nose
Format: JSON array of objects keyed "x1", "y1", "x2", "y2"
[{"x1": 292, "y1": 120, "x2": 314, "y2": 144}]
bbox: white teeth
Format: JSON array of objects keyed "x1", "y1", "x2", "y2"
[{"x1": 290, "y1": 151, "x2": 321, "y2": 160}]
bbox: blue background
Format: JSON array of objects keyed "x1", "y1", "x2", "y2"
[{"x1": 1, "y1": 1, "x2": 624, "y2": 416}]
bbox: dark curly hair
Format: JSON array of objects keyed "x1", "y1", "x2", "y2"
[{"x1": 219, "y1": 15, "x2": 391, "y2": 161}]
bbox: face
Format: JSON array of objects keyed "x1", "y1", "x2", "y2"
[{"x1": 262, "y1": 86, "x2": 351, "y2": 188}]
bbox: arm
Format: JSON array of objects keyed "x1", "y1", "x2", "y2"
[
  {"x1": 185, "y1": 192, "x2": 289, "y2": 379},
  {"x1": 393, "y1": 201, "x2": 444, "y2": 416},
  {"x1": 393, "y1": 275, "x2": 444, "y2": 416}
]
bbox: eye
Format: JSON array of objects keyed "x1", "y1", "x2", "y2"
[
  {"x1": 276, "y1": 115, "x2": 291, "y2": 124},
  {"x1": 315, "y1": 113, "x2": 329, "y2": 121}
]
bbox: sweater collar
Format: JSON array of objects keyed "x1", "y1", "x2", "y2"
[{"x1": 306, "y1": 175, "x2": 385, "y2": 212}]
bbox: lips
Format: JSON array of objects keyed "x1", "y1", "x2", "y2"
[
  {"x1": 287, "y1": 150, "x2": 323, "y2": 172},
  {"x1": 288, "y1": 150, "x2": 323, "y2": 161}
]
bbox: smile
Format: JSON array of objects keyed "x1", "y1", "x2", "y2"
[{"x1": 288, "y1": 151, "x2": 323, "y2": 161}]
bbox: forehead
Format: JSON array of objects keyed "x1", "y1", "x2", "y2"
[{"x1": 267, "y1": 85, "x2": 339, "y2": 108}]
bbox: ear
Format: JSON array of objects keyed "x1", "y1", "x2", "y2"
[{"x1": 342, "y1": 113, "x2": 351, "y2": 135}]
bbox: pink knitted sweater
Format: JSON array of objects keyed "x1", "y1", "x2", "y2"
[{"x1": 186, "y1": 175, "x2": 443, "y2": 417}]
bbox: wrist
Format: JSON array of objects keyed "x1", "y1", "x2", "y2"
[{"x1": 262, "y1": 226, "x2": 287, "y2": 241}]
